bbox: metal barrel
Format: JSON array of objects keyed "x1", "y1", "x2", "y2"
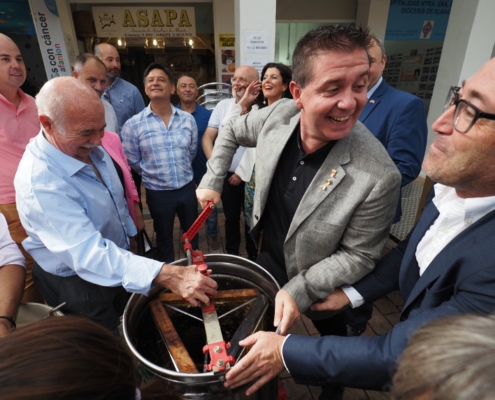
[{"x1": 122, "y1": 254, "x2": 280, "y2": 399}]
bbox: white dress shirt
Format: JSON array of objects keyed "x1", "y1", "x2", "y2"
[{"x1": 343, "y1": 184, "x2": 495, "y2": 308}]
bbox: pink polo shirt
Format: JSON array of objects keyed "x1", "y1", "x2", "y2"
[{"x1": 0, "y1": 89, "x2": 39, "y2": 204}]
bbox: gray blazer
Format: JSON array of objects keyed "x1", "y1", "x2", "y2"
[{"x1": 200, "y1": 99, "x2": 401, "y2": 318}]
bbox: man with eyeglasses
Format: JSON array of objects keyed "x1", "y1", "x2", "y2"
[
  {"x1": 202, "y1": 66, "x2": 259, "y2": 260},
  {"x1": 220, "y1": 58, "x2": 495, "y2": 395}
]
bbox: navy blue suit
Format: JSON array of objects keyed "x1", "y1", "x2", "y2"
[
  {"x1": 283, "y1": 194, "x2": 495, "y2": 390},
  {"x1": 359, "y1": 80, "x2": 428, "y2": 221}
]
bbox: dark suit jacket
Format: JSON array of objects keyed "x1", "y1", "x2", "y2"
[
  {"x1": 359, "y1": 80, "x2": 428, "y2": 221},
  {"x1": 283, "y1": 193, "x2": 495, "y2": 390}
]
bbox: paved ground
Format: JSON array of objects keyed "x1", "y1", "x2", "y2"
[{"x1": 142, "y1": 201, "x2": 401, "y2": 399}]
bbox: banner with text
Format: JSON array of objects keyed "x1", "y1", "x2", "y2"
[
  {"x1": 385, "y1": 0, "x2": 452, "y2": 40},
  {"x1": 29, "y1": 0, "x2": 71, "y2": 79},
  {"x1": 92, "y1": 6, "x2": 196, "y2": 38}
]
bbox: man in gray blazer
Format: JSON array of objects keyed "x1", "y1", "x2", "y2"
[{"x1": 197, "y1": 26, "x2": 400, "y2": 397}]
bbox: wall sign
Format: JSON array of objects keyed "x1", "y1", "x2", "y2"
[
  {"x1": 219, "y1": 34, "x2": 235, "y2": 47},
  {"x1": 29, "y1": 0, "x2": 71, "y2": 79},
  {"x1": 92, "y1": 6, "x2": 196, "y2": 38},
  {"x1": 385, "y1": 0, "x2": 452, "y2": 40}
]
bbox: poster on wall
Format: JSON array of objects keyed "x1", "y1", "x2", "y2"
[
  {"x1": 92, "y1": 6, "x2": 196, "y2": 38},
  {"x1": 219, "y1": 34, "x2": 235, "y2": 47},
  {"x1": 385, "y1": 0, "x2": 452, "y2": 41},
  {"x1": 243, "y1": 31, "x2": 271, "y2": 73},
  {"x1": 221, "y1": 49, "x2": 235, "y2": 84},
  {"x1": 29, "y1": 0, "x2": 72, "y2": 79},
  {"x1": 400, "y1": 54, "x2": 424, "y2": 81}
]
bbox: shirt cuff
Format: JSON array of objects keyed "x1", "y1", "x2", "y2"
[
  {"x1": 341, "y1": 285, "x2": 365, "y2": 309},
  {"x1": 280, "y1": 334, "x2": 292, "y2": 373}
]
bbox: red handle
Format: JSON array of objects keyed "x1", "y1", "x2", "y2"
[{"x1": 182, "y1": 201, "x2": 215, "y2": 244}]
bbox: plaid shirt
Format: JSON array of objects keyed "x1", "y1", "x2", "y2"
[{"x1": 121, "y1": 104, "x2": 198, "y2": 190}]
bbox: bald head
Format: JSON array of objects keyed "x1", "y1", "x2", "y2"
[
  {"x1": 37, "y1": 77, "x2": 106, "y2": 162},
  {"x1": 236, "y1": 66, "x2": 259, "y2": 82},
  {"x1": 231, "y1": 65, "x2": 259, "y2": 101},
  {"x1": 94, "y1": 43, "x2": 121, "y2": 80},
  {"x1": 36, "y1": 77, "x2": 103, "y2": 132},
  {"x1": 0, "y1": 33, "x2": 26, "y2": 102}
]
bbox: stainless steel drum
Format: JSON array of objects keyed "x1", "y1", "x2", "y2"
[
  {"x1": 16, "y1": 302, "x2": 64, "y2": 328},
  {"x1": 123, "y1": 254, "x2": 281, "y2": 399}
]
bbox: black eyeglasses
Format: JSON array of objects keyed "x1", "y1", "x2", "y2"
[{"x1": 444, "y1": 86, "x2": 495, "y2": 133}]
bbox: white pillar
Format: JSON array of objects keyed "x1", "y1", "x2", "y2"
[
  {"x1": 235, "y1": 0, "x2": 276, "y2": 77},
  {"x1": 212, "y1": 0, "x2": 235, "y2": 82},
  {"x1": 426, "y1": 0, "x2": 495, "y2": 149},
  {"x1": 356, "y1": 0, "x2": 390, "y2": 40}
]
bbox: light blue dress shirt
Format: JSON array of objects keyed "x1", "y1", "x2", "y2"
[
  {"x1": 14, "y1": 132, "x2": 163, "y2": 295},
  {"x1": 102, "y1": 77, "x2": 146, "y2": 134},
  {"x1": 121, "y1": 104, "x2": 198, "y2": 191}
]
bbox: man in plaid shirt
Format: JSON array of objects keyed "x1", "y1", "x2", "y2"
[{"x1": 122, "y1": 63, "x2": 198, "y2": 263}]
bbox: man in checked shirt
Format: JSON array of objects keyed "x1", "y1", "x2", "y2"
[{"x1": 122, "y1": 63, "x2": 198, "y2": 263}]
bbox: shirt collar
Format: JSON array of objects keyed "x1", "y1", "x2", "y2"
[
  {"x1": 176, "y1": 102, "x2": 197, "y2": 114},
  {"x1": 109, "y1": 76, "x2": 121, "y2": 89},
  {"x1": 433, "y1": 183, "x2": 495, "y2": 222},
  {"x1": 295, "y1": 124, "x2": 335, "y2": 159},
  {"x1": 367, "y1": 77, "x2": 383, "y2": 99},
  {"x1": 0, "y1": 88, "x2": 28, "y2": 110},
  {"x1": 36, "y1": 130, "x2": 105, "y2": 177},
  {"x1": 145, "y1": 103, "x2": 178, "y2": 117}
]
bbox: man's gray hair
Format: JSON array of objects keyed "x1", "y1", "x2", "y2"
[
  {"x1": 391, "y1": 314, "x2": 495, "y2": 400},
  {"x1": 73, "y1": 53, "x2": 107, "y2": 73},
  {"x1": 369, "y1": 34, "x2": 386, "y2": 58},
  {"x1": 36, "y1": 77, "x2": 99, "y2": 134},
  {"x1": 94, "y1": 43, "x2": 103, "y2": 59}
]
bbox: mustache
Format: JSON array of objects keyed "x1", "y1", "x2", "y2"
[{"x1": 80, "y1": 144, "x2": 98, "y2": 149}]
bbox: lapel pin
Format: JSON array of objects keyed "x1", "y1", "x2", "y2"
[
  {"x1": 370, "y1": 99, "x2": 375, "y2": 103},
  {"x1": 330, "y1": 169, "x2": 338, "y2": 178},
  {"x1": 320, "y1": 179, "x2": 332, "y2": 190}
]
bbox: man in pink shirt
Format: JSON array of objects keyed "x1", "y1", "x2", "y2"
[{"x1": 0, "y1": 34, "x2": 43, "y2": 302}]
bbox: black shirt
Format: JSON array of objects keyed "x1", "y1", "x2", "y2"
[{"x1": 257, "y1": 125, "x2": 335, "y2": 285}]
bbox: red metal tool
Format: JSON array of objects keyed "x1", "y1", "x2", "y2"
[{"x1": 182, "y1": 201, "x2": 235, "y2": 374}]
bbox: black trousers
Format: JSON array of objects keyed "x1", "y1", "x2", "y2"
[
  {"x1": 221, "y1": 173, "x2": 257, "y2": 258},
  {"x1": 32, "y1": 262, "x2": 129, "y2": 334},
  {"x1": 146, "y1": 181, "x2": 198, "y2": 263}
]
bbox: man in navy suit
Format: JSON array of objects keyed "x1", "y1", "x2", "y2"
[
  {"x1": 223, "y1": 57, "x2": 495, "y2": 395},
  {"x1": 346, "y1": 35, "x2": 429, "y2": 337},
  {"x1": 359, "y1": 35, "x2": 428, "y2": 222}
]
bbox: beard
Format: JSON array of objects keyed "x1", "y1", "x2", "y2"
[{"x1": 107, "y1": 68, "x2": 120, "y2": 80}]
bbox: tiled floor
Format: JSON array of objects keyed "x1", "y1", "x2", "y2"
[{"x1": 141, "y1": 202, "x2": 400, "y2": 399}]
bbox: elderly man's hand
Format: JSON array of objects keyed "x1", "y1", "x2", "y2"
[
  {"x1": 224, "y1": 332, "x2": 285, "y2": 395},
  {"x1": 310, "y1": 288, "x2": 350, "y2": 312},
  {"x1": 274, "y1": 289, "x2": 300, "y2": 335},
  {"x1": 196, "y1": 188, "x2": 221, "y2": 209},
  {"x1": 153, "y1": 264, "x2": 218, "y2": 306},
  {"x1": 237, "y1": 80, "x2": 262, "y2": 111}
]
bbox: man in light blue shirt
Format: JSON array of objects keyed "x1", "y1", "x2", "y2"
[
  {"x1": 14, "y1": 77, "x2": 216, "y2": 333},
  {"x1": 122, "y1": 63, "x2": 199, "y2": 263},
  {"x1": 95, "y1": 43, "x2": 145, "y2": 135}
]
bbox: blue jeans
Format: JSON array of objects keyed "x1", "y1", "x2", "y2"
[{"x1": 146, "y1": 181, "x2": 198, "y2": 263}]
